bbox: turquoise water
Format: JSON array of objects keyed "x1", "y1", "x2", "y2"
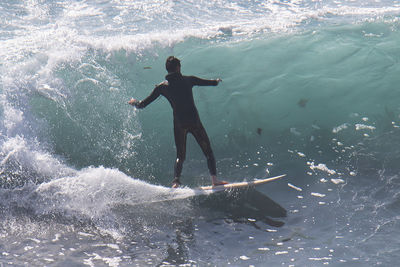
[{"x1": 1, "y1": 0, "x2": 400, "y2": 266}]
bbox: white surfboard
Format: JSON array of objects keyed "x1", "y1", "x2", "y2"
[{"x1": 198, "y1": 174, "x2": 286, "y2": 192}]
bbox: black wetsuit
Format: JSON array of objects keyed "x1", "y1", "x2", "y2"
[{"x1": 135, "y1": 72, "x2": 218, "y2": 184}]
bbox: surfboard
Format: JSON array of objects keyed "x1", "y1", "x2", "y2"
[{"x1": 197, "y1": 174, "x2": 286, "y2": 192}]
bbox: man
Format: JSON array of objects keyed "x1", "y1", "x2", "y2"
[{"x1": 129, "y1": 56, "x2": 227, "y2": 188}]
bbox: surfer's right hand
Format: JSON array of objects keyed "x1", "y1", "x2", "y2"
[{"x1": 128, "y1": 98, "x2": 138, "y2": 106}]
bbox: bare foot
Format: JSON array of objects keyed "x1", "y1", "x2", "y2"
[
  {"x1": 211, "y1": 175, "x2": 228, "y2": 186},
  {"x1": 212, "y1": 181, "x2": 228, "y2": 186},
  {"x1": 171, "y1": 178, "x2": 181, "y2": 188}
]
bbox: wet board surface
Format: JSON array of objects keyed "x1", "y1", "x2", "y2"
[{"x1": 198, "y1": 174, "x2": 286, "y2": 192}]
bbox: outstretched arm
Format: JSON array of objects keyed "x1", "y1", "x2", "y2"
[
  {"x1": 128, "y1": 85, "x2": 162, "y2": 109},
  {"x1": 190, "y1": 76, "x2": 222, "y2": 86}
]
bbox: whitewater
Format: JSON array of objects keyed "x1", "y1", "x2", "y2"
[{"x1": 1, "y1": 0, "x2": 400, "y2": 266}]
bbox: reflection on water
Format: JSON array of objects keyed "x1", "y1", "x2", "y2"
[{"x1": 159, "y1": 189, "x2": 286, "y2": 265}]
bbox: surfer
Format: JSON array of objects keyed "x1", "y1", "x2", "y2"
[{"x1": 129, "y1": 56, "x2": 227, "y2": 188}]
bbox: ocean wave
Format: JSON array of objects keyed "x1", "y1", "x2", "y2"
[{"x1": 1, "y1": 1, "x2": 400, "y2": 265}]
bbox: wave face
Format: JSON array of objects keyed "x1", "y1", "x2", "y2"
[{"x1": 1, "y1": 0, "x2": 400, "y2": 266}]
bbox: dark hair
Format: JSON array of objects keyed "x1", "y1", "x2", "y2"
[{"x1": 165, "y1": 56, "x2": 181, "y2": 73}]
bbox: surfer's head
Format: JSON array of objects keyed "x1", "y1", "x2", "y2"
[{"x1": 166, "y1": 56, "x2": 181, "y2": 73}]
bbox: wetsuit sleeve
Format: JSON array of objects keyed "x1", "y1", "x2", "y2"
[
  {"x1": 135, "y1": 85, "x2": 162, "y2": 109},
  {"x1": 189, "y1": 76, "x2": 218, "y2": 86}
]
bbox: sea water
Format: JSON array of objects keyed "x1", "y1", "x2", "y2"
[{"x1": 1, "y1": 0, "x2": 400, "y2": 266}]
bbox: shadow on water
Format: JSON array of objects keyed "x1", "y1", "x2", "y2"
[
  {"x1": 194, "y1": 188, "x2": 287, "y2": 228},
  {"x1": 158, "y1": 189, "x2": 287, "y2": 265}
]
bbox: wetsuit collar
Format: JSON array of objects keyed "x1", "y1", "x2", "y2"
[{"x1": 165, "y1": 72, "x2": 182, "y2": 82}]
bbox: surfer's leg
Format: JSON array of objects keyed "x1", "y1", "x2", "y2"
[
  {"x1": 173, "y1": 122, "x2": 187, "y2": 186},
  {"x1": 191, "y1": 123, "x2": 216, "y2": 176},
  {"x1": 191, "y1": 123, "x2": 227, "y2": 186}
]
